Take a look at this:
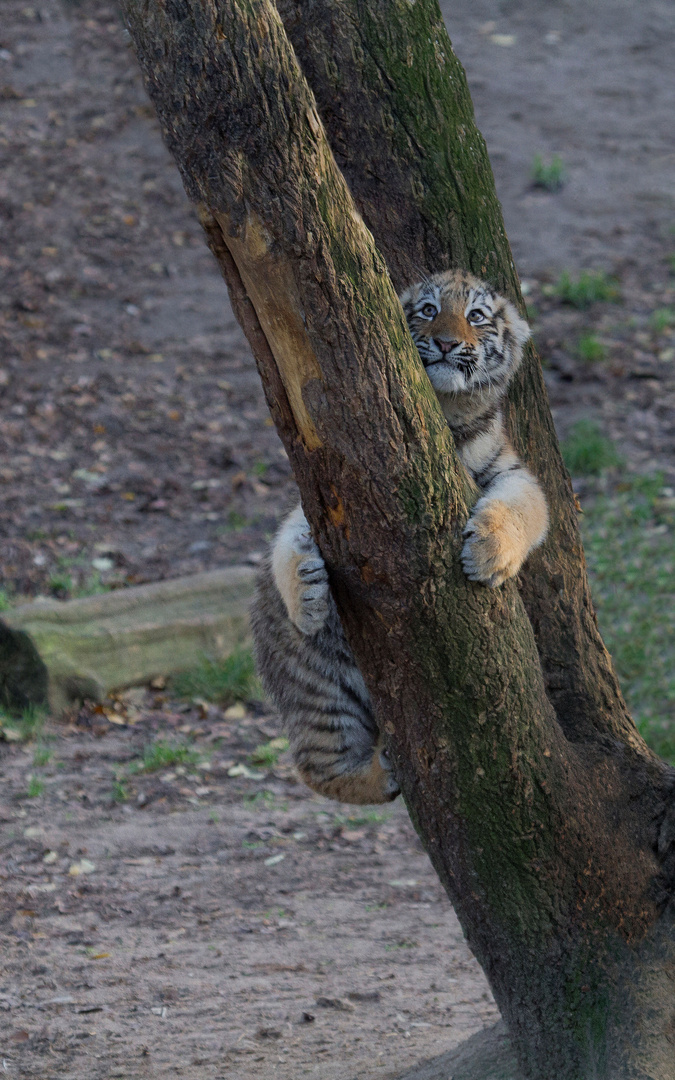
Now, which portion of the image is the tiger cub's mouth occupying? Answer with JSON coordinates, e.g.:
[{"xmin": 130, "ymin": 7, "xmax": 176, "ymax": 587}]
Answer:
[{"xmin": 424, "ymin": 348, "xmax": 479, "ymax": 375}]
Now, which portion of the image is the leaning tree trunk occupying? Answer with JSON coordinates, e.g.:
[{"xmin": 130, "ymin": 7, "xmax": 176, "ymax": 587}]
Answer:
[{"xmin": 120, "ymin": 1, "xmax": 675, "ymax": 1077}]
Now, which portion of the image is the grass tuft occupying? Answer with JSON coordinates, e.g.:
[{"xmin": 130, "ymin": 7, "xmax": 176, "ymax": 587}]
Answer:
[
  {"xmin": 128, "ymin": 739, "xmax": 202, "ymax": 774},
  {"xmin": 554, "ymin": 270, "xmax": 620, "ymax": 309},
  {"xmin": 48, "ymin": 572, "xmax": 73, "ymax": 597},
  {"xmin": 170, "ymin": 648, "xmax": 259, "ymax": 705},
  {"xmin": 531, "ymin": 154, "xmax": 566, "ymax": 192},
  {"xmin": 33, "ymin": 745, "xmax": 53, "ymax": 767},
  {"xmin": 244, "ymin": 790, "xmax": 277, "ymax": 807},
  {"xmin": 0, "ymin": 589, "xmax": 12, "ymax": 612},
  {"xmin": 0, "ymin": 704, "xmax": 48, "ymax": 743},
  {"xmin": 112, "ymin": 779, "xmax": 129, "ymax": 802},
  {"xmin": 650, "ymin": 308, "xmax": 675, "ymax": 334},
  {"xmin": 249, "ymin": 737, "xmax": 289, "ymax": 768},
  {"xmin": 561, "ymin": 420, "xmax": 622, "ymax": 476},
  {"xmin": 577, "ymin": 334, "xmax": 606, "ymax": 364},
  {"xmin": 26, "ymin": 776, "xmax": 44, "ymax": 798}
]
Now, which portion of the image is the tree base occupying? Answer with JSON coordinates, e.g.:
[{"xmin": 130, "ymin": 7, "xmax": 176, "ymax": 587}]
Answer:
[{"xmin": 392, "ymin": 1023, "xmax": 522, "ymax": 1080}]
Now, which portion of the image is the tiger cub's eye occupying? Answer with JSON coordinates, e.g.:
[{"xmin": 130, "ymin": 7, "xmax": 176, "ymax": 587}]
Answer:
[
  {"xmin": 467, "ymin": 308, "xmax": 486, "ymax": 324},
  {"xmin": 420, "ymin": 303, "xmax": 438, "ymax": 319}
]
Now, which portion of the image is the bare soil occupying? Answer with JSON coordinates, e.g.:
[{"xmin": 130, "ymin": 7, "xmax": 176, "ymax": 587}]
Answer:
[
  {"xmin": 1, "ymin": 0, "xmax": 675, "ymax": 1076},
  {"xmin": 0, "ymin": 697, "xmax": 498, "ymax": 1080}
]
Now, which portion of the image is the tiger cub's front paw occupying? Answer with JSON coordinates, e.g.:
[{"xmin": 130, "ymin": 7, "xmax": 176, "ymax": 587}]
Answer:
[{"xmin": 462, "ymin": 500, "xmax": 528, "ymax": 588}]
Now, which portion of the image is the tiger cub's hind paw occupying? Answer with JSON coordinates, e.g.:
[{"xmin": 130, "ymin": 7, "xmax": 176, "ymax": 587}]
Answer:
[{"xmin": 293, "ymin": 552, "xmax": 330, "ymax": 635}]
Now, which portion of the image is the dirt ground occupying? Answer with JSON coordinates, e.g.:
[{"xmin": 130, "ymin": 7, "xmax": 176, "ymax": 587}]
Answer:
[
  {"xmin": 0, "ymin": 701, "xmax": 498, "ymax": 1080},
  {"xmin": 1, "ymin": 0, "xmax": 674, "ymax": 1077}
]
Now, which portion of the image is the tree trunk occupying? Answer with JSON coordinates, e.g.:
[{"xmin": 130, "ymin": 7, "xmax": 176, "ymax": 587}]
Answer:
[
  {"xmin": 120, "ymin": 1, "xmax": 675, "ymax": 1076},
  {"xmin": 274, "ymin": 0, "xmax": 637, "ymax": 750}
]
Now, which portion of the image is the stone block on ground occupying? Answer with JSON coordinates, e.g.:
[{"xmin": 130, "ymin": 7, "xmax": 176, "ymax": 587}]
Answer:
[{"xmin": 3, "ymin": 566, "xmax": 256, "ymax": 714}]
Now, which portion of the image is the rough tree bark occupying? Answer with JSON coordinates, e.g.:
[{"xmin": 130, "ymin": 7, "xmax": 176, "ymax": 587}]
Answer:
[{"xmin": 120, "ymin": 1, "xmax": 675, "ymax": 1077}]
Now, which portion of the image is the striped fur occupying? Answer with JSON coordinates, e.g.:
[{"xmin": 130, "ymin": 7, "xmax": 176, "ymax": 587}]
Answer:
[{"xmin": 251, "ymin": 271, "xmax": 548, "ymax": 804}]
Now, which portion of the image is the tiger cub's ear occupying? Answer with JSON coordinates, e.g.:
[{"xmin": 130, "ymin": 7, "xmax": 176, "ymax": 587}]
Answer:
[{"xmin": 502, "ymin": 297, "xmax": 531, "ymax": 354}]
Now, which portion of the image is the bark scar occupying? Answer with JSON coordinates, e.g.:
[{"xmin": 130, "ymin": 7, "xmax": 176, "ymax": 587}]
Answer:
[{"xmin": 215, "ymin": 210, "xmax": 323, "ymax": 451}]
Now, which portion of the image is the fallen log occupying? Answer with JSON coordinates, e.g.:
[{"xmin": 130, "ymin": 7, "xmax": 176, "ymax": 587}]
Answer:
[{"xmin": 3, "ymin": 566, "xmax": 255, "ymax": 714}]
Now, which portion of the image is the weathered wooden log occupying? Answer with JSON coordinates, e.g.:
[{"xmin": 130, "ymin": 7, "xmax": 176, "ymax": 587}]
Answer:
[{"xmin": 4, "ymin": 567, "xmax": 254, "ymax": 714}]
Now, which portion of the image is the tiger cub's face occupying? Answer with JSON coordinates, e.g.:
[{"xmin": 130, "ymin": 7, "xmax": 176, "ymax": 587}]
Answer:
[{"xmin": 400, "ymin": 270, "xmax": 530, "ymax": 399}]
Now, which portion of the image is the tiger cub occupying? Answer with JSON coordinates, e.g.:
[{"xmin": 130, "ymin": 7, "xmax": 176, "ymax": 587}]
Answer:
[{"xmin": 251, "ymin": 270, "xmax": 548, "ymax": 804}]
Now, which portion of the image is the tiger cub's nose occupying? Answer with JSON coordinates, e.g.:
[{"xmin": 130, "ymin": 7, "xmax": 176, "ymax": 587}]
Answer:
[{"xmin": 434, "ymin": 337, "xmax": 459, "ymax": 354}]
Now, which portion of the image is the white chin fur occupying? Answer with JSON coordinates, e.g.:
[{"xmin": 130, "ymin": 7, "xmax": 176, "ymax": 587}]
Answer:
[{"xmin": 425, "ymin": 363, "xmax": 470, "ymax": 395}]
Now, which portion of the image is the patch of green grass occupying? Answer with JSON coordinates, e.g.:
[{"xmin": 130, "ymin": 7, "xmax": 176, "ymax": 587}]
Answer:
[
  {"xmin": 49, "ymin": 572, "xmax": 73, "ymax": 597},
  {"xmin": 0, "ymin": 589, "xmax": 12, "ymax": 612},
  {"xmin": 170, "ymin": 648, "xmax": 259, "ymax": 705},
  {"xmin": 49, "ymin": 552, "xmax": 114, "ymax": 600},
  {"xmin": 650, "ymin": 307, "xmax": 675, "ymax": 334},
  {"xmin": 554, "ymin": 271, "xmax": 620, "ymax": 309},
  {"xmin": 577, "ymin": 334, "xmax": 606, "ymax": 364},
  {"xmin": 128, "ymin": 739, "xmax": 201, "ymax": 774},
  {"xmin": 561, "ymin": 420, "xmax": 622, "ymax": 476},
  {"xmin": 111, "ymin": 779, "xmax": 129, "ymax": 802},
  {"xmin": 33, "ymin": 745, "xmax": 53, "ymax": 767},
  {"xmin": 582, "ymin": 475, "xmax": 675, "ymax": 763},
  {"xmin": 224, "ymin": 510, "xmax": 247, "ymax": 531},
  {"xmin": 0, "ymin": 705, "xmax": 47, "ymax": 742},
  {"xmin": 531, "ymin": 154, "xmax": 566, "ymax": 192},
  {"xmin": 243, "ymin": 789, "xmax": 277, "ymax": 807},
  {"xmin": 249, "ymin": 737, "xmax": 289, "ymax": 768},
  {"xmin": 252, "ymin": 461, "xmax": 268, "ymax": 478},
  {"xmin": 26, "ymin": 776, "xmax": 44, "ymax": 798},
  {"xmin": 73, "ymin": 572, "xmax": 110, "ymax": 599}
]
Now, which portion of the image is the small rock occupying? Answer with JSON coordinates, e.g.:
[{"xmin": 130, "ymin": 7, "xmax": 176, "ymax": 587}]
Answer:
[
  {"xmin": 68, "ymin": 859, "xmax": 96, "ymax": 876},
  {"xmin": 91, "ymin": 556, "xmax": 114, "ymax": 572},
  {"xmin": 188, "ymin": 540, "xmax": 212, "ymax": 554},
  {"xmin": 347, "ymin": 990, "xmax": 381, "ymax": 1003},
  {"xmin": 264, "ymin": 853, "xmax": 285, "ymax": 867},
  {"xmin": 223, "ymin": 703, "xmax": 247, "ymax": 721},
  {"xmin": 227, "ymin": 764, "xmax": 264, "ymax": 780}
]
